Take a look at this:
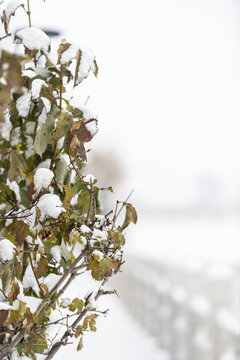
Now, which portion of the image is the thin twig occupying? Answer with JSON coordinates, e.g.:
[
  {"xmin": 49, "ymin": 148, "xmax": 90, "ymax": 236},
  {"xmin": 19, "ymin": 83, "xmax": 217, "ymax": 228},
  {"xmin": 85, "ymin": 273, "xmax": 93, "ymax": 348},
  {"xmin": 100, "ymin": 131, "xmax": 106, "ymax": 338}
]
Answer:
[
  {"xmin": 0, "ymin": 246, "xmax": 90, "ymax": 360},
  {"xmin": 46, "ymin": 272, "xmax": 76, "ymax": 312},
  {"xmin": 86, "ymin": 184, "xmax": 93, "ymax": 224},
  {"xmin": 37, "ymin": 313, "xmax": 80, "ymax": 328},
  {"xmin": 59, "ymin": 64, "xmax": 63, "ymax": 112},
  {"xmin": 45, "ymin": 279, "xmax": 109, "ymax": 360},
  {"xmin": 67, "ymin": 143, "xmax": 83, "ymax": 182},
  {"xmin": 27, "ymin": 0, "xmax": 32, "ymax": 27},
  {"xmin": 115, "ymin": 190, "xmax": 134, "ymax": 222},
  {"xmin": 111, "ymin": 200, "xmax": 119, "ymax": 229},
  {"xmin": 0, "ymin": 33, "xmax": 12, "ymax": 41}
]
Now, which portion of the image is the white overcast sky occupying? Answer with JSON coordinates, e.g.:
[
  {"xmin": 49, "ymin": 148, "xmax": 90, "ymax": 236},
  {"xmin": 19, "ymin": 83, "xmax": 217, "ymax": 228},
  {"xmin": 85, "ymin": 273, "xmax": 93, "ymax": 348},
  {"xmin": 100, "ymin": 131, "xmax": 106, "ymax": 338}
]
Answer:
[{"xmin": 2, "ymin": 0, "xmax": 240, "ymax": 211}]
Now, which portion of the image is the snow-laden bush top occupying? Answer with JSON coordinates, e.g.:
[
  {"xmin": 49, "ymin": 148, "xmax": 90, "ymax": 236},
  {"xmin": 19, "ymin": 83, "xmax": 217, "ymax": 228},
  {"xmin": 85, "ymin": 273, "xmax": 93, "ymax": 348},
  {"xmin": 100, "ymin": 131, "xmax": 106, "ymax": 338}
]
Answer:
[{"xmin": 0, "ymin": 1, "xmax": 137, "ymax": 359}]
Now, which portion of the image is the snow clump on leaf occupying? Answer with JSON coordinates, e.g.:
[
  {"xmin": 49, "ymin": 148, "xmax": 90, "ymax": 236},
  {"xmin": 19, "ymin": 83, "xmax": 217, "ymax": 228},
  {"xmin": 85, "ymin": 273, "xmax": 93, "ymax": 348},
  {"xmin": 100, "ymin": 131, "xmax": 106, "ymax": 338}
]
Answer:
[
  {"xmin": 0, "ymin": 239, "xmax": 16, "ymax": 262},
  {"xmin": 37, "ymin": 193, "xmax": 65, "ymax": 220},
  {"xmin": 34, "ymin": 168, "xmax": 54, "ymax": 195},
  {"xmin": 15, "ymin": 27, "xmax": 50, "ymax": 52}
]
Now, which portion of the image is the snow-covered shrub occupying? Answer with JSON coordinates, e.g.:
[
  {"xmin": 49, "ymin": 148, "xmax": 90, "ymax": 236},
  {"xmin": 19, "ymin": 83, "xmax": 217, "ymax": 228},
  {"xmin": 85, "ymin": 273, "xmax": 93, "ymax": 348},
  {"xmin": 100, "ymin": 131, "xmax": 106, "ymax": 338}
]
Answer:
[{"xmin": 0, "ymin": 1, "xmax": 137, "ymax": 359}]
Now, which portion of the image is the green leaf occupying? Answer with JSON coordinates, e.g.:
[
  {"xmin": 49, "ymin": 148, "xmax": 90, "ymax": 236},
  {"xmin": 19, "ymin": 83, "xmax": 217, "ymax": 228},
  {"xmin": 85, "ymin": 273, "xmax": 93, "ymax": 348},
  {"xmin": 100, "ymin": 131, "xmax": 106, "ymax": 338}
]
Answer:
[
  {"xmin": 50, "ymin": 112, "xmax": 73, "ymax": 144},
  {"xmin": 72, "ymin": 298, "xmax": 84, "ymax": 313},
  {"xmin": 83, "ymin": 314, "xmax": 98, "ymax": 331},
  {"xmin": 110, "ymin": 231, "xmax": 125, "ymax": 249},
  {"xmin": 8, "ymin": 280, "xmax": 20, "ymax": 301},
  {"xmin": 121, "ymin": 203, "xmax": 138, "ymax": 231},
  {"xmin": 22, "ymin": 329, "xmax": 48, "ymax": 357},
  {"xmin": 63, "ymin": 184, "xmax": 73, "ymax": 207},
  {"xmin": 33, "ymin": 105, "xmax": 60, "ymax": 156},
  {"xmin": 87, "ymin": 257, "xmax": 119, "ymax": 281},
  {"xmin": 55, "ymin": 159, "xmax": 70, "ymax": 187},
  {"xmin": 8, "ymin": 150, "xmax": 27, "ymax": 181}
]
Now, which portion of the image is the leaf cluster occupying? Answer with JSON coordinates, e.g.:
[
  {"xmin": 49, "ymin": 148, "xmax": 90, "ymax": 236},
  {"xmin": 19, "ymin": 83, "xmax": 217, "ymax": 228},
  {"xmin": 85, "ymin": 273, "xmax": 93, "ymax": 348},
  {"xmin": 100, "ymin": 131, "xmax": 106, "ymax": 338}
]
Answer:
[{"xmin": 0, "ymin": 1, "xmax": 137, "ymax": 359}]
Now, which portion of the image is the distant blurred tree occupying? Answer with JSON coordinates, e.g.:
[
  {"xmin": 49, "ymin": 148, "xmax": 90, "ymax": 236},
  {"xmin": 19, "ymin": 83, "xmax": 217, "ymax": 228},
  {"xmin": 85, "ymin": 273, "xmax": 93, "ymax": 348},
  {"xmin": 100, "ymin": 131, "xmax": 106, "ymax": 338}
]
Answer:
[{"xmin": 0, "ymin": 1, "xmax": 137, "ymax": 359}]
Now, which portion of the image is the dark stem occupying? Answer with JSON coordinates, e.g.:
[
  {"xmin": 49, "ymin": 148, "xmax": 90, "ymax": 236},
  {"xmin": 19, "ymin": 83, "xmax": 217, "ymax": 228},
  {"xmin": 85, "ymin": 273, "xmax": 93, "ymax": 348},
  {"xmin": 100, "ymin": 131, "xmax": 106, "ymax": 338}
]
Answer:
[{"xmin": 0, "ymin": 33, "xmax": 11, "ymax": 41}]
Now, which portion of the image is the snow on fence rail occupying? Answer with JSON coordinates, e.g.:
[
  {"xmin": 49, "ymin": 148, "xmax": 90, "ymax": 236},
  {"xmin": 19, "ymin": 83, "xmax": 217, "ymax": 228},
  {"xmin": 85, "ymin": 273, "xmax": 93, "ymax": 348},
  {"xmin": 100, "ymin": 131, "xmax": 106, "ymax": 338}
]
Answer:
[{"xmin": 113, "ymin": 256, "xmax": 240, "ymax": 360}]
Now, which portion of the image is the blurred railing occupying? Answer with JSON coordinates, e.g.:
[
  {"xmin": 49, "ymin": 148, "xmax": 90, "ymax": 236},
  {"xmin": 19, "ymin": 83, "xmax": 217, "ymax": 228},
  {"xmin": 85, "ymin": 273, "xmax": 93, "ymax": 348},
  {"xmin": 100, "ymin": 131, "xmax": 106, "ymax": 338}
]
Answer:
[{"xmin": 113, "ymin": 256, "xmax": 240, "ymax": 360}]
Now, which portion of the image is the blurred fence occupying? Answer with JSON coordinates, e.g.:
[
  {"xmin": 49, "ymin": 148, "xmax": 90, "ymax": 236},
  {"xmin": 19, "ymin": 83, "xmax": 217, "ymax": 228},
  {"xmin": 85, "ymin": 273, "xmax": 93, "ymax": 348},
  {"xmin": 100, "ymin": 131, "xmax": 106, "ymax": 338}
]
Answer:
[{"xmin": 113, "ymin": 256, "xmax": 240, "ymax": 360}]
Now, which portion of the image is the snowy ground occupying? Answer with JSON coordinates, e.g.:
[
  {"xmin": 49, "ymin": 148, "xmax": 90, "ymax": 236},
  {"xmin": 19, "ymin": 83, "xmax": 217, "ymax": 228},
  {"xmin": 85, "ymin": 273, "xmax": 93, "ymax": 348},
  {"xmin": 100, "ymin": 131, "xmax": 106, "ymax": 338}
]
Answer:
[{"xmin": 57, "ymin": 295, "xmax": 169, "ymax": 360}]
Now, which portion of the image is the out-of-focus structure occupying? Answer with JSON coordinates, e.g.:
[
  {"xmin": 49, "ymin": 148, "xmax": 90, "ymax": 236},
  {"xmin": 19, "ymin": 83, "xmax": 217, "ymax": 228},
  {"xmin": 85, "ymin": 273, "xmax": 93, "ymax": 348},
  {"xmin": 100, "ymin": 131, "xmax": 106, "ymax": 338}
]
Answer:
[{"xmin": 114, "ymin": 257, "xmax": 240, "ymax": 360}]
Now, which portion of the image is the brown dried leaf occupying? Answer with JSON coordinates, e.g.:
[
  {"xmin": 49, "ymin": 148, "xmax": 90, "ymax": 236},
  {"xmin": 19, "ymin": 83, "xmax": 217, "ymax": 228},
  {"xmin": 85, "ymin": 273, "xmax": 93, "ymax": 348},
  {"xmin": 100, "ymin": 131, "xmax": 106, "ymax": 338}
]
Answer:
[
  {"xmin": 11, "ymin": 221, "xmax": 29, "ymax": 246},
  {"xmin": 8, "ymin": 150, "xmax": 28, "ymax": 181},
  {"xmin": 75, "ymin": 325, "xmax": 83, "ymax": 338},
  {"xmin": 77, "ymin": 336, "xmax": 83, "ymax": 351},
  {"xmin": 0, "ymin": 310, "xmax": 9, "ymax": 326},
  {"xmin": 121, "ymin": 203, "xmax": 138, "ymax": 231},
  {"xmin": 35, "ymin": 256, "xmax": 48, "ymax": 279},
  {"xmin": 57, "ymin": 42, "xmax": 71, "ymax": 64},
  {"xmin": 8, "ymin": 281, "xmax": 20, "ymax": 301},
  {"xmin": 34, "ymin": 206, "xmax": 42, "ymax": 227},
  {"xmin": 71, "ymin": 120, "xmax": 93, "ymax": 143},
  {"xmin": 69, "ymin": 134, "xmax": 87, "ymax": 161}
]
